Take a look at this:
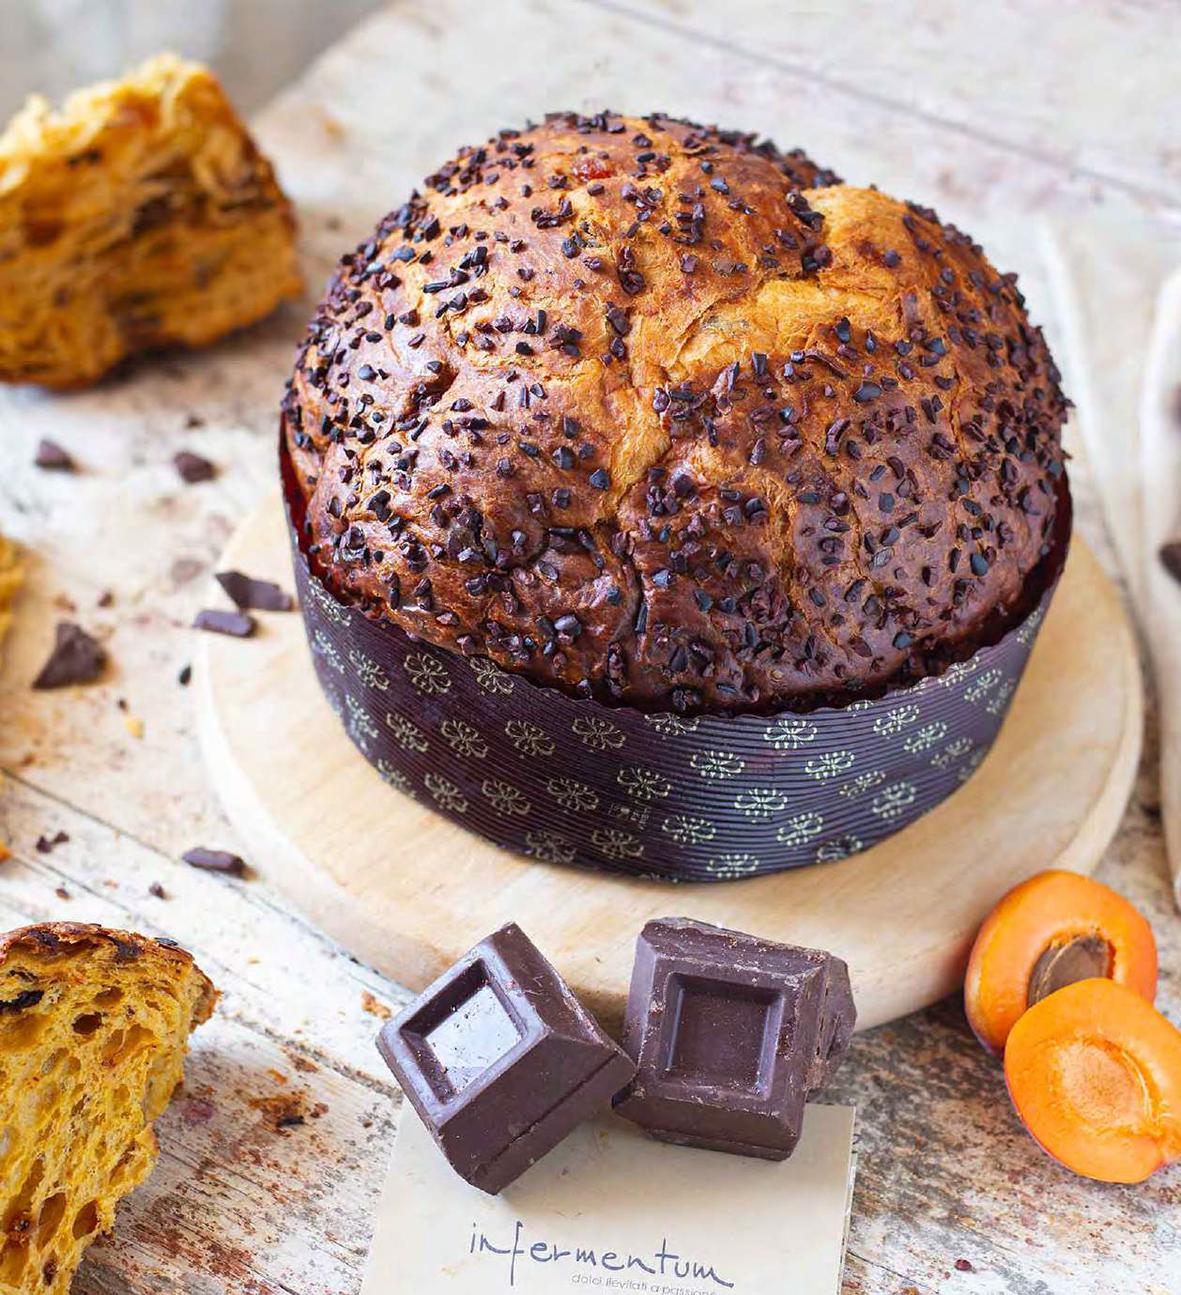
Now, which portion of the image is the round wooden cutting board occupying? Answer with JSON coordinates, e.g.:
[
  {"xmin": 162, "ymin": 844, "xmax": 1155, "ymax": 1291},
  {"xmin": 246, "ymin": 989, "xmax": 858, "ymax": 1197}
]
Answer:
[{"xmin": 197, "ymin": 496, "xmax": 1142, "ymax": 1032}]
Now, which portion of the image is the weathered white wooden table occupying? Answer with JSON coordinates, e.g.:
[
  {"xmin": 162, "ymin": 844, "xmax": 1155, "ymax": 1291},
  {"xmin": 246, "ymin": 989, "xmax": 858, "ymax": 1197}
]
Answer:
[{"xmin": 1, "ymin": 3, "xmax": 1178, "ymax": 1291}]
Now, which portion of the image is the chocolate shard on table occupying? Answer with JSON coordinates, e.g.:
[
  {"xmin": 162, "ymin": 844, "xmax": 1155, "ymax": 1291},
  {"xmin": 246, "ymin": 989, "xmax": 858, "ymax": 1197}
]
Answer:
[
  {"xmin": 32, "ymin": 621, "xmax": 106, "ymax": 689},
  {"xmin": 1160, "ymin": 541, "xmax": 1181, "ymax": 587},
  {"xmin": 192, "ymin": 608, "xmax": 256, "ymax": 638},
  {"xmin": 377, "ymin": 922, "xmax": 635, "ymax": 1194},
  {"xmin": 215, "ymin": 570, "xmax": 295, "ymax": 612},
  {"xmin": 182, "ymin": 847, "xmax": 246, "ymax": 877},
  {"xmin": 614, "ymin": 918, "xmax": 855, "ymax": 1160},
  {"xmin": 173, "ymin": 449, "xmax": 216, "ymax": 484},
  {"xmin": 34, "ymin": 437, "xmax": 74, "ymax": 471}
]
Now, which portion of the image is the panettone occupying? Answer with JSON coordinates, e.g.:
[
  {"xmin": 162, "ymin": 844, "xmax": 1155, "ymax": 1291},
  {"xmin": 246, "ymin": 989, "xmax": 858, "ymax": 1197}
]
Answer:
[
  {"xmin": 0, "ymin": 54, "xmax": 301, "ymax": 388},
  {"xmin": 0, "ymin": 537, "xmax": 21, "ymax": 669},
  {"xmin": 0, "ymin": 924, "xmax": 215, "ymax": 1294},
  {"xmin": 283, "ymin": 111, "xmax": 1068, "ymax": 714}
]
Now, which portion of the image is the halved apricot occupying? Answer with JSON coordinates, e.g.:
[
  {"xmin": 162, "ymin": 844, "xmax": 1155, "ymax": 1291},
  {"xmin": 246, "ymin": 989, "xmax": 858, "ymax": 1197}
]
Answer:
[
  {"xmin": 1005, "ymin": 978, "xmax": 1181, "ymax": 1183},
  {"xmin": 965, "ymin": 870, "xmax": 1156, "ymax": 1055}
]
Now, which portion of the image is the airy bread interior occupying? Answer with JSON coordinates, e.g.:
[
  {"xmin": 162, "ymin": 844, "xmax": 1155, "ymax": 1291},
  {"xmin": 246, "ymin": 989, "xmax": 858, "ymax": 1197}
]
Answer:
[
  {"xmin": 0, "ymin": 53, "xmax": 302, "ymax": 387},
  {"xmin": 0, "ymin": 924, "xmax": 214, "ymax": 1294},
  {"xmin": 0, "ymin": 537, "xmax": 20, "ymax": 670}
]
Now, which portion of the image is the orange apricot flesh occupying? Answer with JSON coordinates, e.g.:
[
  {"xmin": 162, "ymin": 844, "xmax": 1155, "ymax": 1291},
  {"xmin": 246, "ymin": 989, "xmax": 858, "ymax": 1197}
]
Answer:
[
  {"xmin": 965, "ymin": 870, "xmax": 1157, "ymax": 1055},
  {"xmin": 1005, "ymin": 978, "xmax": 1181, "ymax": 1183}
]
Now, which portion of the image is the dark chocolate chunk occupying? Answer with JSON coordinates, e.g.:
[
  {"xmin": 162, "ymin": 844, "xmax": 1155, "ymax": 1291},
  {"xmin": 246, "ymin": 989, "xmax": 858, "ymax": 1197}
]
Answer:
[
  {"xmin": 173, "ymin": 450, "xmax": 216, "ymax": 483},
  {"xmin": 1159, "ymin": 541, "xmax": 1181, "ymax": 586},
  {"xmin": 32, "ymin": 623, "xmax": 106, "ymax": 689},
  {"xmin": 193, "ymin": 609, "xmax": 256, "ymax": 638},
  {"xmin": 0, "ymin": 989, "xmax": 44, "ymax": 1014},
  {"xmin": 34, "ymin": 439, "xmax": 74, "ymax": 471},
  {"xmin": 377, "ymin": 922, "xmax": 635, "ymax": 1194},
  {"xmin": 215, "ymin": 570, "xmax": 295, "ymax": 612},
  {"xmin": 182, "ymin": 847, "xmax": 246, "ymax": 877},
  {"xmin": 614, "ymin": 918, "xmax": 855, "ymax": 1160}
]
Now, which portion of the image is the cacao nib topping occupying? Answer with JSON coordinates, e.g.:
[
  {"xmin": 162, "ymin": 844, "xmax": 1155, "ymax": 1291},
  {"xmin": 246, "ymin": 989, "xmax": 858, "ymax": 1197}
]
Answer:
[{"xmin": 282, "ymin": 110, "xmax": 1067, "ymax": 714}]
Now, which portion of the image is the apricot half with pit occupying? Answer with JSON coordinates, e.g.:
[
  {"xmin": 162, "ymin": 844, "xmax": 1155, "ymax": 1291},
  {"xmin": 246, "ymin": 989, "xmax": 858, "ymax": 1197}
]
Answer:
[
  {"xmin": 1005, "ymin": 978, "xmax": 1181, "ymax": 1183},
  {"xmin": 965, "ymin": 870, "xmax": 1156, "ymax": 1055}
]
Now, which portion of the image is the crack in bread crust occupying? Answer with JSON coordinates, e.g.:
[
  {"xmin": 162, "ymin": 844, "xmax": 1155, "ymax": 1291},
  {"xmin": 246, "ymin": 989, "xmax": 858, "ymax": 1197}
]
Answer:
[{"xmin": 283, "ymin": 110, "xmax": 1067, "ymax": 714}]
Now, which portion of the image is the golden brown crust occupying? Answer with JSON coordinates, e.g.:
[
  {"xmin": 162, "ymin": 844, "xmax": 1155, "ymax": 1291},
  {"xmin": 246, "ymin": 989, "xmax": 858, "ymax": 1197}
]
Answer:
[
  {"xmin": 283, "ymin": 111, "xmax": 1068, "ymax": 713},
  {"xmin": 0, "ymin": 923, "xmax": 216, "ymax": 1024},
  {"xmin": 0, "ymin": 53, "xmax": 302, "ymax": 388}
]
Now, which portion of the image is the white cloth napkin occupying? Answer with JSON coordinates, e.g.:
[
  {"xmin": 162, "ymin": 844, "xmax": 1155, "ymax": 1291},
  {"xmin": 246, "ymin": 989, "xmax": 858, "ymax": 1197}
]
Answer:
[
  {"xmin": 1140, "ymin": 271, "xmax": 1181, "ymax": 910},
  {"xmin": 1041, "ymin": 217, "xmax": 1181, "ymax": 908}
]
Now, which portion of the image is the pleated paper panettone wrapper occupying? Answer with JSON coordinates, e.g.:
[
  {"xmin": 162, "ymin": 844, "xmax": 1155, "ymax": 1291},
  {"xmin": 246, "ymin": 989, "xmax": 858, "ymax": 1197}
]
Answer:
[{"xmin": 284, "ymin": 438, "xmax": 1070, "ymax": 882}]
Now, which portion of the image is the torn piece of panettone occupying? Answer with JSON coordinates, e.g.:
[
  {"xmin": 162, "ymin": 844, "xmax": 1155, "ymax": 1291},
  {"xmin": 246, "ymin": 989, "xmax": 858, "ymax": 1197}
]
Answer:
[
  {"xmin": 0, "ymin": 53, "xmax": 302, "ymax": 388},
  {"xmin": 0, "ymin": 536, "xmax": 21, "ymax": 669},
  {"xmin": 0, "ymin": 924, "xmax": 216, "ymax": 1294}
]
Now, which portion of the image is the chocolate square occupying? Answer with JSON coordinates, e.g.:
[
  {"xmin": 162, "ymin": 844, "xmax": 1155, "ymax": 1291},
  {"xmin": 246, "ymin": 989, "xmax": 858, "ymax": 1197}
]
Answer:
[
  {"xmin": 614, "ymin": 918, "xmax": 855, "ymax": 1160},
  {"xmin": 406, "ymin": 970, "xmax": 522, "ymax": 1094},
  {"xmin": 378, "ymin": 923, "xmax": 635, "ymax": 1194},
  {"xmin": 665, "ymin": 976, "xmax": 781, "ymax": 1088}
]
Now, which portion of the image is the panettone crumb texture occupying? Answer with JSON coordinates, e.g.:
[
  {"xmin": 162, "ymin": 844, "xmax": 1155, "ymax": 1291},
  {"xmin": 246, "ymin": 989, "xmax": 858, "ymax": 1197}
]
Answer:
[
  {"xmin": 0, "ymin": 53, "xmax": 301, "ymax": 388},
  {"xmin": 0, "ymin": 537, "xmax": 21, "ymax": 669},
  {"xmin": 0, "ymin": 924, "xmax": 215, "ymax": 1294}
]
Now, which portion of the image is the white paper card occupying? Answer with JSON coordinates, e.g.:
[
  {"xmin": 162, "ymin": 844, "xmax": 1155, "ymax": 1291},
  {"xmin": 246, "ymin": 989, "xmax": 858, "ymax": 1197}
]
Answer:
[{"xmin": 363, "ymin": 1104, "xmax": 856, "ymax": 1295}]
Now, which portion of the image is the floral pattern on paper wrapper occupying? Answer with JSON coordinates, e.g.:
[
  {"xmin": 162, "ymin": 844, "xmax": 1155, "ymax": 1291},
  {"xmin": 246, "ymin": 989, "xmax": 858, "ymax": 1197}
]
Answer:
[{"xmin": 292, "ymin": 534, "xmax": 1053, "ymax": 882}]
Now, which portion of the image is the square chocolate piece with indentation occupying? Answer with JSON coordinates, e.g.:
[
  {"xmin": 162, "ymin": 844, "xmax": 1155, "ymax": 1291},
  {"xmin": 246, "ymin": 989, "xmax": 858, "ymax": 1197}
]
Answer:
[
  {"xmin": 378, "ymin": 923, "xmax": 635, "ymax": 1194},
  {"xmin": 614, "ymin": 917, "xmax": 855, "ymax": 1160}
]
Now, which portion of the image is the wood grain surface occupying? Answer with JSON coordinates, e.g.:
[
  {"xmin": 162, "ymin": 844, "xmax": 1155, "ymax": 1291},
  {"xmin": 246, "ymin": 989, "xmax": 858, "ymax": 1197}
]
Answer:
[{"xmin": 0, "ymin": 3, "xmax": 1179, "ymax": 1292}]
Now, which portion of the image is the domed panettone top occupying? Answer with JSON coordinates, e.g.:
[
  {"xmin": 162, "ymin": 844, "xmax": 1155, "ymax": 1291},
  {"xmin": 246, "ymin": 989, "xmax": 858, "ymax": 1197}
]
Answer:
[{"xmin": 283, "ymin": 111, "xmax": 1068, "ymax": 714}]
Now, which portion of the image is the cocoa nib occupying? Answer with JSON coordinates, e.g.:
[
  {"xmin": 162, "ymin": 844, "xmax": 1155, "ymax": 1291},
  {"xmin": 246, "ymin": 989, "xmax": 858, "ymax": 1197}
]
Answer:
[
  {"xmin": 174, "ymin": 450, "xmax": 216, "ymax": 483},
  {"xmin": 33, "ymin": 623, "xmax": 105, "ymax": 689},
  {"xmin": 183, "ymin": 847, "xmax": 246, "ymax": 877},
  {"xmin": 193, "ymin": 609, "xmax": 256, "ymax": 638},
  {"xmin": 215, "ymin": 570, "xmax": 294, "ymax": 612},
  {"xmin": 0, "ymin": 990, "xmax": 44, "ymax": 1014},
  {"xmin": 35, "ymin": 439, "xmax": 74, "ymax": 471}
]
